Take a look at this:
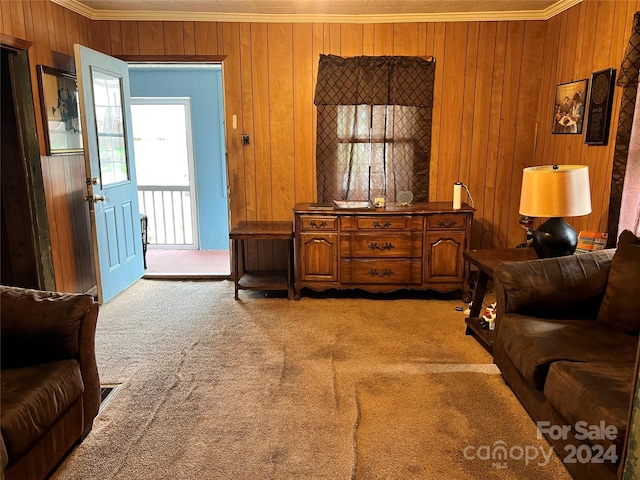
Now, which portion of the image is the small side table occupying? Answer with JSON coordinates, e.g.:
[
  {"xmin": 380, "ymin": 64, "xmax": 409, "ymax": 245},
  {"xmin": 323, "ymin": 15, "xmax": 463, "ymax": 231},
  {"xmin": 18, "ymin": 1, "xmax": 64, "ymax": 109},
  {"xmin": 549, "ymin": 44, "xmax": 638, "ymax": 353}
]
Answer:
[
  {"xmin": 229, "ymin": 221, "xmax": 293, "ymax": 300},
  {"xmin": 463, "ymin": 248, "xmax": 538, "ymax": 352}
]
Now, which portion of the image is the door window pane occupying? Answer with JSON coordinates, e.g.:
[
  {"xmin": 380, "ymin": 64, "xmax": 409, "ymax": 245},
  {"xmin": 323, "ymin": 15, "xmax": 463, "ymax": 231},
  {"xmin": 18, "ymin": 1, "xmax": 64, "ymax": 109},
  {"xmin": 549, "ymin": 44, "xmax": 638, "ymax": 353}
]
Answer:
[{"xmin": 92, "ymin": 67, "xmax": 129, "ymax": 186}]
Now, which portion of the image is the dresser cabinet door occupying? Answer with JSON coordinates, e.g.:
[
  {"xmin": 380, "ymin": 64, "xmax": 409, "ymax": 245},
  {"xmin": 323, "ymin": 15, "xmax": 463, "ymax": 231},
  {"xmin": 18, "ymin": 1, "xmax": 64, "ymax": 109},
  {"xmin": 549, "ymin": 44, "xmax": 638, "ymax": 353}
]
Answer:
[
  {"xmin": 425, "ymin": 233, "xmax": 465, "ymax": 283},
  {"xmin": 299, "ymin": 233, "xmax": 339, "ymax": 282}
]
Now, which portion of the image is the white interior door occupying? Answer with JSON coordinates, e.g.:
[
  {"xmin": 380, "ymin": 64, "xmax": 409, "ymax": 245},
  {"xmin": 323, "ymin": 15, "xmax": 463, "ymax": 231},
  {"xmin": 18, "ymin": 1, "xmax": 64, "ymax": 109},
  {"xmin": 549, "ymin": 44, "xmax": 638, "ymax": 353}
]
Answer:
[{"xmin": 74, "ymin": 44, "xmax": 143, "ymax": 303}]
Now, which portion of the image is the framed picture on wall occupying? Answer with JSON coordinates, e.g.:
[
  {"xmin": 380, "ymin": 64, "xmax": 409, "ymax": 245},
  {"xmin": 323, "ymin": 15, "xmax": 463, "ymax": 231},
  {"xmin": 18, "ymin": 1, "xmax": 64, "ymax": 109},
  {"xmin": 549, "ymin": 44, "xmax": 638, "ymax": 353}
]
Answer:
[
  {"xmin": 585, "ymin": 68, "xmax": 616, "ymax": 145},
  {"xmin": 36, "ymin": 65, "xmax": 84, "ymax": 155},
  {"xmin": 551, "ymin": 79, "xmax": 589, "ymax": 135}
]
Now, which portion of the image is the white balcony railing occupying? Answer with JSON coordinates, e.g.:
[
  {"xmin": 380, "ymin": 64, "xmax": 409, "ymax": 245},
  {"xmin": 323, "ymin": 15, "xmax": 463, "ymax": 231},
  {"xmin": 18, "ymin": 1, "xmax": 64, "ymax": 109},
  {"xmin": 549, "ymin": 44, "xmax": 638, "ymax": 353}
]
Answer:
[{"xmin": 138, "ymin": 186, "xmax": 194, "ymax": 247}]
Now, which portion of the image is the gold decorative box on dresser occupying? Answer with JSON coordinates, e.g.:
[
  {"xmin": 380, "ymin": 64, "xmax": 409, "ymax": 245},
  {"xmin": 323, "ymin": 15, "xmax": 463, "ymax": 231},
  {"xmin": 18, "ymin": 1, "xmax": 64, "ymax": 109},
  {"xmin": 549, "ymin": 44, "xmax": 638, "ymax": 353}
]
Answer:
[{"xmin": 293, "ymin": 202, "xmax": 474, "ymax": 299}]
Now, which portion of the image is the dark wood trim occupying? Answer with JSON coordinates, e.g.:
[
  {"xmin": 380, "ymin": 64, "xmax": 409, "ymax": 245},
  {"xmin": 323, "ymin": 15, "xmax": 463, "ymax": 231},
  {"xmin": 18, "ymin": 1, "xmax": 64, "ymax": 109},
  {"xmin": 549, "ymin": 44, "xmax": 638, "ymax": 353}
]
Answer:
[
  {"xmin": 5, "ymin": 48, "xmax": 56, "ymax": 291},
  {"xmin": 115, "ymin": 55, "xmax": 227, "ymax": 63},
  {"xmin": 0, "ymin": 33, "xmax": 32, "ymax": 52}
]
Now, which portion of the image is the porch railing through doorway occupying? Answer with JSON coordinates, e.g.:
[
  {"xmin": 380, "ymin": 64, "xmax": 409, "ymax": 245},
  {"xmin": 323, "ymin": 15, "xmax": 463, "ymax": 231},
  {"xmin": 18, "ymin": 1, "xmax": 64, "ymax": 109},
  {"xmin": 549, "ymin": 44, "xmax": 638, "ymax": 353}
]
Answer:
[{"xmin": 138, "ymin": 186, "xmax": 194, "ymax": 247}]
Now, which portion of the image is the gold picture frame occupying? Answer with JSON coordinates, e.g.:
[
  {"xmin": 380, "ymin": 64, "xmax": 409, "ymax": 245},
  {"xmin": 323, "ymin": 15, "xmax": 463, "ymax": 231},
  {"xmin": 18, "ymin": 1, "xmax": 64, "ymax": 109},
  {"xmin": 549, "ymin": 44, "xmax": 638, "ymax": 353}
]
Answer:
[{"xmin": 551, "ymin": 79, "xmax": 589, "ymax": 135}]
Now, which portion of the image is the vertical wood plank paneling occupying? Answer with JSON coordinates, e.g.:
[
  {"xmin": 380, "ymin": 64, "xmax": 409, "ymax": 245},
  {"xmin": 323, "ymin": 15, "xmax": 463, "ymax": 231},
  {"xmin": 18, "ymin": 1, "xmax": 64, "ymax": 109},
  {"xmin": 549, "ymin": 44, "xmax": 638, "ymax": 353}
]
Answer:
[
  {"xmin": 494, "ymin": 22, "xmax": 525, "ymax": 249},
  {"xmin": 239, "ymin": 22, "xmax": 256, "ymax": 222},
  {"xmin": 312, "ymin": 23, "xmax": 323, "ymax": 201},
  {"xmin": 138, "ymin": 21, "xmax": 164, "ymax": 55},
  {"xmin": 163, "ymin": 21, "xmax": 184, "ymax": 55},
  {"xmin": 268, "ymin": 23, "xmax": 295, "ymax": 270},
  {"xmin": 507, "ymin": 21, "xmax": 546, "ymax": 247},
  {"xmin": 121, "ymin": 21, "xmax": 140, "ymax": 55},
  {"xmin": 428, "ymin": 23, "xmax": 446, "ymax": 200},
  {"xmin": 92, "ymin": 21, "xmax": 112, "ymax": 55},
  {"xmin": 10, "ymin": 0, "xmax": 26, "ymax": 39},
  {"xmin": 392, "ymin": 23, "xmax": 420, "ymax": 56},
  {"xmin": 53, "ymin": 2, "xmax": 72, "ymax": 71},
  {"xmin": 293, "ymin": 24, "xmax": 315, "ymax": 203},
  {"xmin": 363, "ymin": 24, "xmax": 374, "ymax": 55},
  {"xmin": 340, "ymin": 24, "xmax": 363, "ymax": 57},
  {"xmin": 483, "ymin": 22, "xmax": 508, "ymax": 248},
  {"xmin": 468, "ymin": 22, "xmax": 497, "ymax": 249},
  {"xmin": 534, "ymin": 0, "xmax": 635, "ymax": 242},
  {"xmin": 221, "ymin": 23, "xmax": 246, "ymax": 227},
  {"xmin": 109, "ymin": 21, "xmax": 123, "ymax": 55},
  {"xmin": 183, "ymin": 21, "xmax": 195, "ymax": 55},
  {"xmin": 329, "ymin": 24, "xmax": 341, "ymax": 53},
  {"xmin": 0, "ymin": 1, "xmax": 12, "ymax": 36},
  {"xmin": 195, "ymin": 22, "xmax": 218, "ymax": 54},
  {"xmin": 589, "ymin": 0, "xmax": 616, "ymax": 234},
  {"xmin": 64, "ymin": 7, "xmax": 80, "ymax": 69},
  {"xmin": 373, "ymin": 23, "xmax": 393, "ymax": 55},
  {"xmin": 459, "ymin": 22, "xmax": 479, "ymax": 189},
  {"xmin": 40, "ymin": 159, "xmax": 64, "ymax": 289},
  {"xmin": 267, "ymin": 23, "xmax": 295, "ymax": 222},
  {"xmin": 2, "ymin": 0, "xmax": 636, "ymax": 283},
  {"xmin": 437, "ymin": 22, "xmax": 468, "ymax": 202},
  {"xmin": 251, "ymin": 23, "xmax": 272, "ymax": 224}
]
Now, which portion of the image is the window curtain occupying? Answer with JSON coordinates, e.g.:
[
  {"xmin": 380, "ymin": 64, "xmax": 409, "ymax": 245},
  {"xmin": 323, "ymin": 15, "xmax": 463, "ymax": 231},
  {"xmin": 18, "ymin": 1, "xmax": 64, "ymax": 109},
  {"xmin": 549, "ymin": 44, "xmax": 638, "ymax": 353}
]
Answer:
[
  {"xmin": 607, "ymin": 11, "xmax": 640, "ymax": 246},
  {"xmin": 618, "ymin": 72, "xmax": 640, "ymax": 236},
  {"xmin": 314, "ymin": 54, "xmax": 435, "ymax": 203}
]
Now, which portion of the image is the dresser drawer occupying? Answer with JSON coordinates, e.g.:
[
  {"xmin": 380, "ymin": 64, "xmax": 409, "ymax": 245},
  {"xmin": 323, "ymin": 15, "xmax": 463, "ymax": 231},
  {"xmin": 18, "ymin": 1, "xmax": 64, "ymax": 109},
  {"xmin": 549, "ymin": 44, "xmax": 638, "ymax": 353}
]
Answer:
[
  {"xmin": 426, "ymin": 214, "xmax": 467, "ymax": 230},
  {"xmin": 299, "ymin": 215, "xmax": 338, "ymax": 231},
  {"xmin": 340, "ymin": 232, "xmax": 422, "ymax": 257},
  {"xmin": 342, "ymin": 216, "xmax": 422, "ymax": 231},
  {"xmin": 341, "ymin": 259, "xmax": 422, "ymax": 284}
]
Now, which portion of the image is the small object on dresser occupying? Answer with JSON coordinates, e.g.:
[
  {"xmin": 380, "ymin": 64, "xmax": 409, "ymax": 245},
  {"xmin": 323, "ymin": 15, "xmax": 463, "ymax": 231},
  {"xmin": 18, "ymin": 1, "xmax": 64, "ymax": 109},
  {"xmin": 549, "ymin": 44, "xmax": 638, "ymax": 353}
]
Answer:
[
  {"xmin": 373, "ymin": 197, "xmax": 386, "ymax": 208},
  {"xmin": 309, "ymin": 202, "xmax": 333, "ymax": 210},
  {"xmin": 397, "ymin": 190, "xmax": 413, "ymax": 206}
]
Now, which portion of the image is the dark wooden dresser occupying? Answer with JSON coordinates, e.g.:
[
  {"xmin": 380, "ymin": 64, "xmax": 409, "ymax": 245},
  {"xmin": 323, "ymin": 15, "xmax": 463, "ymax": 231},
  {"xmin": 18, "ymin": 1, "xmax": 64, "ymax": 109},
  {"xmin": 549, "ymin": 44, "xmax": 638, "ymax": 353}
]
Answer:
[{"xmin": 293, "ymin": 202, "xmax": 474, "ymax": 299}]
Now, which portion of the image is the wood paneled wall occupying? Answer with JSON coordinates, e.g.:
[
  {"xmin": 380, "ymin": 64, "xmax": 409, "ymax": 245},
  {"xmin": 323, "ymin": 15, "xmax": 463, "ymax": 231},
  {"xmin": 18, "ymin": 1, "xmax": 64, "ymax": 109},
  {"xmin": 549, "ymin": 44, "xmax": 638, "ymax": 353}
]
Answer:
[
  {"xmin": 0, "ymin": 0, "xmax": 94, "ymax": 292},
  {"xmin": 534, "ymin": 0, "xmax": 640, "ymax": 243},
  {"xmin": 1, "ymin": 0, "xmax": 638, "ymax": 290}
]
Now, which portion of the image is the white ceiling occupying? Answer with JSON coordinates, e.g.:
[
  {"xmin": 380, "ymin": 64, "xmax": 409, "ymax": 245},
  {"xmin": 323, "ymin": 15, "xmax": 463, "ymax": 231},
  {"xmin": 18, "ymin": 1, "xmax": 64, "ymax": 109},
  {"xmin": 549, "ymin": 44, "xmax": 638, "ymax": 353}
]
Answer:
[{"xmin": 53, "ymin": 0, "xmax": 582, "ymax": 23}]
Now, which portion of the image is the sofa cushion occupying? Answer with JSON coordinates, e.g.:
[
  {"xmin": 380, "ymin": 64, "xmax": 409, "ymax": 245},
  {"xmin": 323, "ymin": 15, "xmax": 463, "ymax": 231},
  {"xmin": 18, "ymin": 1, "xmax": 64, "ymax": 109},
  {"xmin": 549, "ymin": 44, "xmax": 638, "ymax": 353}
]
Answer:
[
  {"xmin": 597, "ymin": 230, "xmax": 640, "ymax": 335},
  {"xmin": 0, "ymin": 286, "xmax": 94, "ymax": 367},
  {"xmin": 545, "ymin": 360, "xmax": 635, "ymax": 450},
  {"xmin": 0, "ymin": 360, "xmax": 84, "ymax": 461},
  {"xmin": 498, "ymin": 314, "xmax": 638, "ymax": 389}
]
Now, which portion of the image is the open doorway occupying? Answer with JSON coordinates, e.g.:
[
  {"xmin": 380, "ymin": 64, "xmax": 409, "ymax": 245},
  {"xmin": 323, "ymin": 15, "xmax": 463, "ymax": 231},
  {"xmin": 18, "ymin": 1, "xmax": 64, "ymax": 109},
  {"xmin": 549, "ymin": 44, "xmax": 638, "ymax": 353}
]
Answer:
[{"xmin": 128, "ymin": 64, "xmax": 230, "ymax": 277}]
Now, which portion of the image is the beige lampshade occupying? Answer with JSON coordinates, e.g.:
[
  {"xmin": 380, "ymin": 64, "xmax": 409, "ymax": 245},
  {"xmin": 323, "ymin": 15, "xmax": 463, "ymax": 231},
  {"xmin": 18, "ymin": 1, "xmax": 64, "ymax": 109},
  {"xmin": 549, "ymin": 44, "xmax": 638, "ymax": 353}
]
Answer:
[{"xmin": 519, "ymin": 165, "xmax": 592, "ymax": 217}]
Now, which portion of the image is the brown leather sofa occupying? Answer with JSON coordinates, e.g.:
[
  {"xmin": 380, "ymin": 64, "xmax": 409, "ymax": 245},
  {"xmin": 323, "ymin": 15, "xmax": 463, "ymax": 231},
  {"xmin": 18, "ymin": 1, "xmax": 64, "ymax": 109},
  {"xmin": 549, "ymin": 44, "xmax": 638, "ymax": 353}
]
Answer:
[
  {"xmin": 494, "ymin": 231, "xmax": 640, "ymax": 480},
  {"xmin": 0, "ymin": 286, "xmax": 101, "ymax": 480}
]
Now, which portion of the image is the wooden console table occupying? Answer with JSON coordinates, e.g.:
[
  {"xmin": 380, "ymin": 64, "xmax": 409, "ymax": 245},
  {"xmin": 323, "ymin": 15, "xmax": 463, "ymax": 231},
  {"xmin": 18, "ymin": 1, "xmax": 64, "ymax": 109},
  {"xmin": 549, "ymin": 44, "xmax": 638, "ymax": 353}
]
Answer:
[
  {"xmin": 293, "ymin": 202, "xmax": 474, "ymax": 299},
  {"xmin": 463, "ymin": 248, "xmax": 538, "ymax": 352},
  {"xmin": 229, "ymin": 221, "xmax": 293, "ymax": 300}
]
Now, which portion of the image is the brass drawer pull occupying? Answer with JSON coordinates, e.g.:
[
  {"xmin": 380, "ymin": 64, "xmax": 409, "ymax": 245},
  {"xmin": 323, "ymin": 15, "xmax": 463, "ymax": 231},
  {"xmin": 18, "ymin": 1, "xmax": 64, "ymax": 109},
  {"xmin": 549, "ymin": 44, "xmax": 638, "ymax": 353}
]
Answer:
[
  {"xmin": 372, "ymin": 221, "xmax": 392, "ymax": 229},
  {"xmin": 309, "ymin": 220, "xmax": 327, "ymax": 228},
  {"xmin": 368, "ymin": 242, "xmax": 395, "ymax": 251},
  {"xmin": 368, "ymin": 268, "xmax": 394, "ymax": 277},
  {"xmin": 437, "ymin": 219, "xmax": 457, "ymax": 228}
]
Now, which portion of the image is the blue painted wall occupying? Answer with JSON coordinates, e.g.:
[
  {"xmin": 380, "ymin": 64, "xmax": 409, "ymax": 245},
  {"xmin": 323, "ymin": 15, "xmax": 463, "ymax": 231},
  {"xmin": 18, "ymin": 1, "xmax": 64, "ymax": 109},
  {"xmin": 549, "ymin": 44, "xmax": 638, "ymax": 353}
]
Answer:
[{"xmin": 129, "ymin": 67, "xmax": 228, "ymax": 250}]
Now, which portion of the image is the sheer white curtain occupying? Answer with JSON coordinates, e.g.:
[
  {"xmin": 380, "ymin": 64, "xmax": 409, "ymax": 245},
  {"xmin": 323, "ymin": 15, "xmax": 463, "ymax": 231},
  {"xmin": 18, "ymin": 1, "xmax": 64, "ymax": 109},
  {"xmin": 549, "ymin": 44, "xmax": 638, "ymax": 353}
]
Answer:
[{"xmin": 618, "ymin": 74, "xmax": 640, "ymax": 236}]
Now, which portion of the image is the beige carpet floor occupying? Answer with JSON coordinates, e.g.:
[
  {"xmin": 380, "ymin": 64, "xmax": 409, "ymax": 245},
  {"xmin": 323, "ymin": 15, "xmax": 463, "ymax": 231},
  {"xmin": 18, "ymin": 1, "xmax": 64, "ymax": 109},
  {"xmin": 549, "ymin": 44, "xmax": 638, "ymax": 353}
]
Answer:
[{"xmin": 52, "ymin": 280, "xmax": 572, "ymax": 479}]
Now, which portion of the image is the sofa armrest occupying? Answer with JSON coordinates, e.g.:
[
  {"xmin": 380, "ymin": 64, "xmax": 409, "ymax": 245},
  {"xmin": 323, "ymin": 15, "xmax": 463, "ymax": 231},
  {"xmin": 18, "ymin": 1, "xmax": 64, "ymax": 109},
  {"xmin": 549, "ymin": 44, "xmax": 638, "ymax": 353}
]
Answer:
[
  {"xmin": 79, "ymin": 302, "xmax": 101, "ymax": 429},
  {"xmin": 0, "ymin": 286, "xmax": 95, "ymax": 367},
  {"xmin": 494, "ymin": 249, "xmax": 614, "ymax": 320}
]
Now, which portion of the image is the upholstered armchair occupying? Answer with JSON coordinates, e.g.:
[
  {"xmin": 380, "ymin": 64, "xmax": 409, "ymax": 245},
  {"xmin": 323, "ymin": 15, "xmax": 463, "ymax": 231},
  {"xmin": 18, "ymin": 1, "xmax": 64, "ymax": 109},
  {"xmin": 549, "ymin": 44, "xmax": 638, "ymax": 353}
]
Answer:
[{"xmin": 1, "ymin": 286, "xmax": 100, "ymax": 480}]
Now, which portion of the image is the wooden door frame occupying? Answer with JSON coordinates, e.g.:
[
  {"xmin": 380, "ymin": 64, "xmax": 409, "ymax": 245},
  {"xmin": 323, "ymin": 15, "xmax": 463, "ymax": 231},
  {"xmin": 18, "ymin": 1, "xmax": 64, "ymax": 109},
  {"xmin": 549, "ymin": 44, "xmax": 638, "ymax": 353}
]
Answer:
[{"xmin": 1, "ymin": 34, "xmax": 55, "ymax": 291}]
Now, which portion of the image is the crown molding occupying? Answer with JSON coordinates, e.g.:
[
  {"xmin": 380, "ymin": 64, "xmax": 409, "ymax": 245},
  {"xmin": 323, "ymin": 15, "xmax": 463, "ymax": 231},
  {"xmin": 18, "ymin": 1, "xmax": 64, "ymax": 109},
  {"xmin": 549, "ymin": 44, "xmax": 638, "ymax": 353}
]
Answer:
[{"xmin": 52, "ymin": 0, "xmax": 581, "ymax": 23}]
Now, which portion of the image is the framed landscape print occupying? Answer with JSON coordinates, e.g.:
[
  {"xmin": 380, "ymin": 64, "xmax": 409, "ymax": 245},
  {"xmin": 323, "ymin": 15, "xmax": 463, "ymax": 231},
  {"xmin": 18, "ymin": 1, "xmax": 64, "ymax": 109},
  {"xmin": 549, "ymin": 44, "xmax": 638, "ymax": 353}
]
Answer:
[
  {"xmin": 37, "ymin": 65, "xmax": 84, "ymax": 155},
  {"xmin": 585, "ymin": 68, "xmax": 616, "ymax": 145},
  {"xmin": 551, "ymin": 79, "xmax": 589, "ymax": 135}
]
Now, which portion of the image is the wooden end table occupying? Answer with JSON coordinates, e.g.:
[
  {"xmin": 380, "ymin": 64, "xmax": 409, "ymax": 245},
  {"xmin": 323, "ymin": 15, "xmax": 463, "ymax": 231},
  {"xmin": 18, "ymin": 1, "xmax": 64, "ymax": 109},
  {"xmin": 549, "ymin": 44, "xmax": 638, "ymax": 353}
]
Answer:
[
  {"xmin": 463, "ymin": 248, "xmax": 538, "ymax": 352},
  {"xmin": 229, "ymin": 221, "xmax": 293, "ymax": 300}
]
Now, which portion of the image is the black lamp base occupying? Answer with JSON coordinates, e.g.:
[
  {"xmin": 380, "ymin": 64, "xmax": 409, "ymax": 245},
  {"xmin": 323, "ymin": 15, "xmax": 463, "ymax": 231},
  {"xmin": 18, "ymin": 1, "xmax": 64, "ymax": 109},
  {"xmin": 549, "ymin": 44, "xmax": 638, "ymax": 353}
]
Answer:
[{"xmin": 531, "ymin": 217, "xmax": 578, "ymax": 258}]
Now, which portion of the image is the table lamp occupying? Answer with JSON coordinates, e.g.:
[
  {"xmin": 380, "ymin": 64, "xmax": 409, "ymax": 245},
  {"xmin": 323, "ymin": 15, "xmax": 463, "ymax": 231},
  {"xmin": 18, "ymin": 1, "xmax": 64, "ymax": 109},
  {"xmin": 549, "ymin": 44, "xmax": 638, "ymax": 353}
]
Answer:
[{"xmin": 519, "ymin": 165, "xmax": 592, "ymax": 258}]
